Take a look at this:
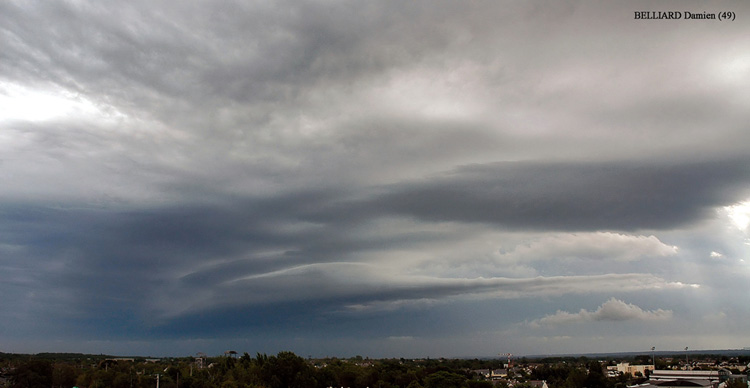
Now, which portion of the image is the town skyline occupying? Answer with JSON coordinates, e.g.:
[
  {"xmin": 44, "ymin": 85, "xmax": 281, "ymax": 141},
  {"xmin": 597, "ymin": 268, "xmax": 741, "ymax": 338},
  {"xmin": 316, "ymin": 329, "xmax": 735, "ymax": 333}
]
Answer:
[{"xmin": 2, "ymin": 348, "xmax": 748, "ymax": 388}]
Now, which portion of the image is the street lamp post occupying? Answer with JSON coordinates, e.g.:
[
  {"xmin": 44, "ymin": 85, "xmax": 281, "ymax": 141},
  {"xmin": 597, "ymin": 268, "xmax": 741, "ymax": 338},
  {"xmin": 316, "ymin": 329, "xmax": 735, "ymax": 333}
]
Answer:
[{"xmin": 651, "ymin": 347, "xmax": 655, "ymax": 369}]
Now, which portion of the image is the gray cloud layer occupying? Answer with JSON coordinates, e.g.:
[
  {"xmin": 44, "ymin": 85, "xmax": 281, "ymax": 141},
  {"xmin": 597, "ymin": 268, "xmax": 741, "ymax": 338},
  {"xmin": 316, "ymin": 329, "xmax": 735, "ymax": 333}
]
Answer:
[{"xmin": 1, "ymin": 0, "xmax": 749, "ymax": 356}]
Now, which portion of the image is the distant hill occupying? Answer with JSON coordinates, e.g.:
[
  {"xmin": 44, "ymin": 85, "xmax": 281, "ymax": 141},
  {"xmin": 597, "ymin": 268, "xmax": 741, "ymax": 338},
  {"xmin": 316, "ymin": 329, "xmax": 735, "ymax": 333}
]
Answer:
[
  {"xmin": 523, "ymin": 349, "xmax": 750, "ymax": 360},
  {"xmin": 0, "ymin": 352, "xmax": 156, "ymax": 361}
]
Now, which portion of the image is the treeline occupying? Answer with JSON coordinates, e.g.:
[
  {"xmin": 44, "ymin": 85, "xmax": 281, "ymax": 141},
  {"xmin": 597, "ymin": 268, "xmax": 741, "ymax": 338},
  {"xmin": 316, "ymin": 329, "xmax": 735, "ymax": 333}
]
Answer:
[
  {"xmin": 2, "ymin": 352, "xmax": 496, "ymax": 388},
  {"xmin": 0, "ymin": 352, "xmax": 635, "ymax": 388}
]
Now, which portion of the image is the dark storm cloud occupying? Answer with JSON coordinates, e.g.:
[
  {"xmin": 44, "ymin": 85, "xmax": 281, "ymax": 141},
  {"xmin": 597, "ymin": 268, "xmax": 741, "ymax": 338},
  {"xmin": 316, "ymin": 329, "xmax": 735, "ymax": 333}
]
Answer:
[
  {"xmin": 1, "ymin": 156, "xmax": 739, "ymax": 335},
  {"xmin": 0, "ymin": 191, "xmax": 452, "ymax": 332},
  {"xmin": 313, "ymin": 158, "xmax": 750, "ymax": 231}
]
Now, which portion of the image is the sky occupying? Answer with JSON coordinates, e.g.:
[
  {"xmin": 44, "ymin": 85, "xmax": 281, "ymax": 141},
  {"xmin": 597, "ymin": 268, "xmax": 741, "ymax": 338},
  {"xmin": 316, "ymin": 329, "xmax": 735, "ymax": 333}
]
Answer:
[{"xmin": 1, "ymin": 0, "xmax": 750, "ymax": 359}]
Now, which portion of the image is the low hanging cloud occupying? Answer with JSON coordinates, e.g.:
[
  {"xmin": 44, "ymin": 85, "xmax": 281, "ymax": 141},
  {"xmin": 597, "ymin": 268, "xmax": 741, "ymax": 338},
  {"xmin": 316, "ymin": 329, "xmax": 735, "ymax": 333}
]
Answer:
[
  {"xmin": 348, "ymin": 159, "xmax": 750, "ymax": 232},
  {"xmin": 530, "ymin": 298, "xmax": 673, "ymax": 327},
  {"xmin": 499, "ymin": 232, "xmax": 678, "ymax": 262},
  {"xmin": 153, "ymin": 262, "xmax": 693, "ymax": 320}
]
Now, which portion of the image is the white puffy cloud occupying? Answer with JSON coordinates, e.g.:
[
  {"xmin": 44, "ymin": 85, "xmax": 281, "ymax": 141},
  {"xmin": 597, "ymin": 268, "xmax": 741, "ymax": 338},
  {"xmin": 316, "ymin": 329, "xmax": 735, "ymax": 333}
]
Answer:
[{"xmin": 530, "ymin": 298, "xmax": 673, "ymax": 327}]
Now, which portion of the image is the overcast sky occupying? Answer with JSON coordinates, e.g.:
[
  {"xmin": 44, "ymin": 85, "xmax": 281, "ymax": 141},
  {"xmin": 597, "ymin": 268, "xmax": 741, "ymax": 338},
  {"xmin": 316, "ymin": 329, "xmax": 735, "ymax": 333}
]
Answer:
[{"xmin": 2, "ymin": 0, "xmax": 750, "ymax": 358}]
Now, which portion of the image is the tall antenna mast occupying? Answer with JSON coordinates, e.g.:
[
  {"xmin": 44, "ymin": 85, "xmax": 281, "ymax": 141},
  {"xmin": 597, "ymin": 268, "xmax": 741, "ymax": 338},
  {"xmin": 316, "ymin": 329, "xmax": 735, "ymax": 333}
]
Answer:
[{"xmin": 499, "ymin": 353, "xmax": 513, "ymax": 368}]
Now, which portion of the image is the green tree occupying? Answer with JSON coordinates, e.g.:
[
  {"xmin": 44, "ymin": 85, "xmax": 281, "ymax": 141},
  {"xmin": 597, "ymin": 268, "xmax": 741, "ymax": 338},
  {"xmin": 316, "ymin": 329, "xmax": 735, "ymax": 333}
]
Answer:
[
  {"xmin": 584, "ymin": 361, "xmax": 607, "ymax": 388},
  {"xmin": 52, "ymin": 363, "xmax": 79, "ymax": 388},
  {"xmin": 561, "ymin": 368, "xmax": 587, "ymax": 388},
  {"xmin": 11, "ymin": 360, "xmax": 53, "ymax": 388},
  {"xmin": 112, "ymin": 373, "xmax": 131, "ymax": 388},
  {"xmin": 424, "ymin": 371, "xmax": 467, "ymax": 388},
  {"xmin": 467, "ymin": 380, "xmax": 493, "ymax": 388},
  {"xmin": 260, "ymin": 351, "xmax": 316, "ymax": 388},
  {"xmin": 726, "ymin": 379, "xmax": 746, "ymax": 388}
]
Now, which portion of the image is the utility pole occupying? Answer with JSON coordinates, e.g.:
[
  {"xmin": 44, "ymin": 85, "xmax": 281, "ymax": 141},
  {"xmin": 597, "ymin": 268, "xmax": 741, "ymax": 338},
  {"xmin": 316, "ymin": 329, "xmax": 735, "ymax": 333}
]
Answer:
[{"xmin": 685, "ymin": 347, "xmax": 689, "ymax": 369}]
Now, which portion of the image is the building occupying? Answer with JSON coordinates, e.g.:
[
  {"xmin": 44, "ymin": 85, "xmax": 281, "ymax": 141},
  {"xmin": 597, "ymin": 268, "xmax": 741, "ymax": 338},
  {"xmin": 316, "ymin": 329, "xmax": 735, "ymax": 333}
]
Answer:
[
  {"xmin": 528, "ymin": 380, "xmax": 549, "ymax": 388},
  {"xmin": 650, "ymin": 369, "xmax": 731, "ymax": 383},
  {"xmin": 627, "ymin": 369, "xmax": 734, "ymax": 388},
  {"xmin": 614, "ymin": 362, "xmax": 656, "ymax": 377},
  {"xmin": 472, "ymin": 369, "xmax": 509, "ymax": 380}
]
